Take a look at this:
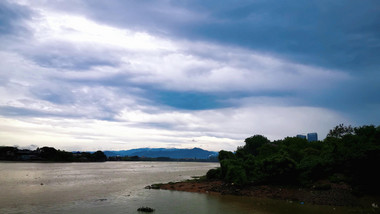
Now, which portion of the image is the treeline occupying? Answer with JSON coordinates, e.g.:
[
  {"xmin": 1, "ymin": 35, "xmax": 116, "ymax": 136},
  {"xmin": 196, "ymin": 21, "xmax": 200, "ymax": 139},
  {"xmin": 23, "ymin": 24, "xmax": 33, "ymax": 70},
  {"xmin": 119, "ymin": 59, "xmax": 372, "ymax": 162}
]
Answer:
[
  {"xmin": 206, "ymin": 124, "xmax": 380, "ymax": 194},
  {"xmin": 108, "ymin": 155, "xmax": 218, "ymax": 162},
  {"xmin": 0, "ymin": 146, "xmax": 217, "ymax": 162},
  {"xmin": 0, "ymin": 146, "xmax": 107, "ymax": 162}
]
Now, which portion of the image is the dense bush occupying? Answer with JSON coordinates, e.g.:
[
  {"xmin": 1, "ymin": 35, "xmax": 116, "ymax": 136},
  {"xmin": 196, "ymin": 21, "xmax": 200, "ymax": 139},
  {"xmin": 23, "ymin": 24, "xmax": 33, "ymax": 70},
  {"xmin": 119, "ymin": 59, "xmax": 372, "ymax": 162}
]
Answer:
[
  {"xmin": 225, "ymin": 163, "xmax": 247, "ymax": 185},
  {"xmin": 206, "ymin": 168, "xmax": 221, "ymax": 180},
  {"xmin": 208, "ymin": 124, "xmax": 380, "ymax": 194}
]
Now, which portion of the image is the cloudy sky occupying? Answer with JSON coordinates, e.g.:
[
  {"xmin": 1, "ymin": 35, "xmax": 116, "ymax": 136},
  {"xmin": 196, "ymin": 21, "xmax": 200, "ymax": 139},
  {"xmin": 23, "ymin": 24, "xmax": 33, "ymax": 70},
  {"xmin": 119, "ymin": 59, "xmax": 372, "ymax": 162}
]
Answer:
[{"xmin": 0, "ymin": 0, "xmax": 379, "ymax": 151}]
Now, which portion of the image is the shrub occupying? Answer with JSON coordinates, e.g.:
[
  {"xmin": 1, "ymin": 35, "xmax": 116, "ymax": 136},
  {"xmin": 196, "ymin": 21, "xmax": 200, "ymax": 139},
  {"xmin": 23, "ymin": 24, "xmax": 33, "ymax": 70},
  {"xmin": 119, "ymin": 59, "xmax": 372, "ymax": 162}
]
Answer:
[
  {"xmin": 226, "ymin": 164, "xmax": 247, "ymax": 186},
  {"xmin": 254, "ymin": 153, "xmax": 297, "ymax": 184},
  {"xmin": 206, "ymin": 168, "xmax": 221, "ymax": 180}
]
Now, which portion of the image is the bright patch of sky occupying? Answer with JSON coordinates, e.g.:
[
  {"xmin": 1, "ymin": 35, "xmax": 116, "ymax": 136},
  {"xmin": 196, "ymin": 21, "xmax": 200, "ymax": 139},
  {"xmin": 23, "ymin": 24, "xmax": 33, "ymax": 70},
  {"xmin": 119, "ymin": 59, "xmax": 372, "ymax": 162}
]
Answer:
[{"xmin": 0, "ymin": 0, "xmax": 379, "ymax": 151}]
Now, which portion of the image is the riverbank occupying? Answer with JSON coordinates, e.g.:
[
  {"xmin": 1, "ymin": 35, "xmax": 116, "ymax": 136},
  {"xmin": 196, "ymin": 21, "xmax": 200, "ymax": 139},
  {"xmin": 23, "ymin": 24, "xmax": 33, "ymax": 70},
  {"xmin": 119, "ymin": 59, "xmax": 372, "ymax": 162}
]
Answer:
[{"xmin": 151, "ymin": 179, "xmax": 380, "ymax": 208}]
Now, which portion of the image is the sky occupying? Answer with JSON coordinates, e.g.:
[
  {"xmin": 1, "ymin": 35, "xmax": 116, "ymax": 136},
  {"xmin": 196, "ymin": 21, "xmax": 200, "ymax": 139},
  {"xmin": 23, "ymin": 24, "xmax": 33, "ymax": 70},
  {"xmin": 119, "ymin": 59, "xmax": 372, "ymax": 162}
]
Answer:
[{"xmin": 0, "ymin": 0, "xmax": 379, "ymax": 152}]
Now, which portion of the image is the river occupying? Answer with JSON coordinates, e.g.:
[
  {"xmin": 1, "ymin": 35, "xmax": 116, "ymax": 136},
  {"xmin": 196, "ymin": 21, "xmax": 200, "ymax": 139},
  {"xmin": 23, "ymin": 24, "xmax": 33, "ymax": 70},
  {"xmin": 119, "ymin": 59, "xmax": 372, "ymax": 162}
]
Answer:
[{"xmin": 0, "ymin": 161, "xmax": 370, "ymax": 213}]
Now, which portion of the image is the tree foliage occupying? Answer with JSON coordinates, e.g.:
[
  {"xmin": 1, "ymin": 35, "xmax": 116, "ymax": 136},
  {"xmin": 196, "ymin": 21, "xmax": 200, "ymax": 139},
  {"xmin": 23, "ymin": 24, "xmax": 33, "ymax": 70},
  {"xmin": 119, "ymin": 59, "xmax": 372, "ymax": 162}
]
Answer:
[
  {"xmin": 327, "ymin": 124, "xmax": 354, "ymax": 138},
  {"xmin": 211, "ymin": 124, "xmax": 380, "ymax": 194},
  {"xmin": 0, "ymin": 146, "xmax": 107, "ymax": 162},
  {"xmin": 92, "ymin": 150, "xmax": 107, "ymax": 162},
  {"xmin": 244, "ymin": 135, "xmax": 270, "ymax": 156}
]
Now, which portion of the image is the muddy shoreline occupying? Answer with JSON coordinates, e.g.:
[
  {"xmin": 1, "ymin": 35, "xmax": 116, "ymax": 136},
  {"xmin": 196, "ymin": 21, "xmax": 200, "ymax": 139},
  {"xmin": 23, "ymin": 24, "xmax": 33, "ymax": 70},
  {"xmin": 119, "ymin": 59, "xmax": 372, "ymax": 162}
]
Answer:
[{"xmin": 149, "ymin": 179, "xmax": 380, "ymax": 207}]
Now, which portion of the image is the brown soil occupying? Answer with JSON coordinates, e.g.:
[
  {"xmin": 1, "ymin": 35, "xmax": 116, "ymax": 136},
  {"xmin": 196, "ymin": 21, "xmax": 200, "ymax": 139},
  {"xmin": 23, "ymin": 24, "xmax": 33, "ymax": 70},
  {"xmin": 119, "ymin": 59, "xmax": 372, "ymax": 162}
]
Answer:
[{"xmin": 153, "ymin": 180, "xmax": 373, "ymax": 207}]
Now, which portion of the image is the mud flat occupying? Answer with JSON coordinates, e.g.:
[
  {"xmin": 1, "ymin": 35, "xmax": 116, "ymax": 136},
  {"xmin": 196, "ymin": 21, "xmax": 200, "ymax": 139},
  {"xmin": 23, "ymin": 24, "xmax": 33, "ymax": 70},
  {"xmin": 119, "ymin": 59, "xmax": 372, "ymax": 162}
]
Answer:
[{"xmin": 153, "ymin": 179, "xmax": 380, "ymax": 208}]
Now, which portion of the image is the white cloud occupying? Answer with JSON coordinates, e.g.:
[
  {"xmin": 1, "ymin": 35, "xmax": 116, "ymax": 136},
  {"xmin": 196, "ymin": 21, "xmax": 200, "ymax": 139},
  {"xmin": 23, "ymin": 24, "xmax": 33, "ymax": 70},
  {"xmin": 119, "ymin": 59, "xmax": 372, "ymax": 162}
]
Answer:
[
  {"xmin": 8, "ymin": 8, "xmax": 349, "ymax": 94},
  {"xmin": 0, "ymin": 103, "xmax": 349, "ymax": 152},
  {"xmin": 31, "ymin": 11, "xmax": 177, "ymax": 53},
  {"xmin": 116, "ymin": 104, "xmax": 349, "ymax": 147},
  {"xmin": 0, "ymin": 3, "xmax": 355, "ymax": 151}
]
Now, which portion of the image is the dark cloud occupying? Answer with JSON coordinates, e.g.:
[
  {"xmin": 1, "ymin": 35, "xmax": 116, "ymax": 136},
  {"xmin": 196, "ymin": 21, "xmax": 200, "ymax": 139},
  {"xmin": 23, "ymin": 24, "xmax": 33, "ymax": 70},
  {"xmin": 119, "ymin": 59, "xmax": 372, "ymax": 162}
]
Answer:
[
  {"xmin": 36, "ymin": 55, "xmax": 115, "ymax": 70},
  {"xmin": 0, "ymin": 106, "xmax": 70, "ymax": 118},
  {"xmin": 29, "ymin": 1, "xmax": 376, "ymax": 118},
  {"xmin": 0, "ymin": 103, "xmax": 118, "ymax": 121},
  {"xmin": 149, "ymin": 90, "xmax": 227, "ymax": 110},
  {"xmin": 186, "ymin": 1, "xmax": 380, "ymax": 73},
  {"xmin": 19, "ymin": 42, "xmax": 122, "ymax": 70},
  {"xmin": 73, "ymin": 0, "xmax": 380, "ymax": 73},
  {"xmin": 0, "ymin": 1, "xmax": 31, "ymax": 35},
  {"xmin": 31, "ymin": 53, "xmax": 119, "ymax": 71}
]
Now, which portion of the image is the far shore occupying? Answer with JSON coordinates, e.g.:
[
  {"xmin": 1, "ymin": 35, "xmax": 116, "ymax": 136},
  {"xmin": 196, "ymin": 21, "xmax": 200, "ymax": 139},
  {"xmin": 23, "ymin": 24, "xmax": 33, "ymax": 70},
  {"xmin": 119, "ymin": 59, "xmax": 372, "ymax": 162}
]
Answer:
[{"xmin": 148, "ymin": 179, "xmax": 380, "ymax": 208}]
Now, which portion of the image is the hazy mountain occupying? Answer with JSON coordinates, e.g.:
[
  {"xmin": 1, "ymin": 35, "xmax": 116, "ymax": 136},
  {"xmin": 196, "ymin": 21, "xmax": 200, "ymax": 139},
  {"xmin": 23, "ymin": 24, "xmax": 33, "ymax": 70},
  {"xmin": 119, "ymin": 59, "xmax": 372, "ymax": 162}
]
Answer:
[{"xmin": 103, "ymin": 148, "xmax": 218, "ymax": 159}]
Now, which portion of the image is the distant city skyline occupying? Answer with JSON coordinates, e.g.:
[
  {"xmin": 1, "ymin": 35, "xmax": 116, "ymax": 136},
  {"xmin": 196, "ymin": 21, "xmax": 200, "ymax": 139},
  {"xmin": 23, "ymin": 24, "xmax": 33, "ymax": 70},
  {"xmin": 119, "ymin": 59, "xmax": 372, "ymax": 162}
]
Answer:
[
  {"xmin": 296, "ymin": 133, "xmax": 318, "ymax": 142},
  {"xmin": 0, "ymin": 1, "xmax": 379, "ymax": 151},
  {"xmin": 296, "ymin": 135, "xmax": 307, "ymax": 140},
  {"xmin": 307, "ymin": 133, "xmax": 318, "ymax": 142}
]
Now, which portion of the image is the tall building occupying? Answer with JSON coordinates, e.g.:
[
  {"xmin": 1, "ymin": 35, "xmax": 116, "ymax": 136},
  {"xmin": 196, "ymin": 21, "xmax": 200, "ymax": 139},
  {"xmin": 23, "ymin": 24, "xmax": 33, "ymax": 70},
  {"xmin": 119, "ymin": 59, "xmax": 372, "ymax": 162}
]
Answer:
[
  {"xmin": 296, "ymin": 134, "xmax": 306, "ymax": 139},
  {"xmin": 307, "ymin": 133, "xmax": 318, "ymax": 142}
]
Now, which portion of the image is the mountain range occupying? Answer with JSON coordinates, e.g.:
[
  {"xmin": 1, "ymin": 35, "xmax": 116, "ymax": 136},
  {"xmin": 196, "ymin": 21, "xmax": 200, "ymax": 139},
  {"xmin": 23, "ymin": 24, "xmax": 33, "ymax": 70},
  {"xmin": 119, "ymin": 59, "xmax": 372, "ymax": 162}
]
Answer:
[{"xmin": 103, "ymin": 147, "xmax": 218, "ymax": 159}]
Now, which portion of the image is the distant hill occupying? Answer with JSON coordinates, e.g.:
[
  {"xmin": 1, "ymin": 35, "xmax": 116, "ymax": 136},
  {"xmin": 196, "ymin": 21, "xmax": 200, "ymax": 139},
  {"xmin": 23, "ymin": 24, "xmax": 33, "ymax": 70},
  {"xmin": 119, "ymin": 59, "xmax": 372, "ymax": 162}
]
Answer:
[{"xmin": 103, "ymin": 148, "xmax": 218, "ymax": 159}]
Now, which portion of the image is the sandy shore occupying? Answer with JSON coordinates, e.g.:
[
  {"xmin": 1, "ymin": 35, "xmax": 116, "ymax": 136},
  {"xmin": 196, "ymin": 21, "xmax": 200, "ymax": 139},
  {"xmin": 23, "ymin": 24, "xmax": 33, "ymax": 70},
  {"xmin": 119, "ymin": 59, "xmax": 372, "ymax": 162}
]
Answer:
[{"xmin": 151, "ymin": 179, "xmax": 380, "ymax": 207}]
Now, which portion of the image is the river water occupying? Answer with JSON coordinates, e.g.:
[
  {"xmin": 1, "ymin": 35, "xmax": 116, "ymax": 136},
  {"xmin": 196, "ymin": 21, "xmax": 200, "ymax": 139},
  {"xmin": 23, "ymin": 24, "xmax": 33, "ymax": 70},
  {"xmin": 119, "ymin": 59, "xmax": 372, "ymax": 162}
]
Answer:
[{"xmin": 0, "ymin": 162, "xmax": 370, "ymax": 214}]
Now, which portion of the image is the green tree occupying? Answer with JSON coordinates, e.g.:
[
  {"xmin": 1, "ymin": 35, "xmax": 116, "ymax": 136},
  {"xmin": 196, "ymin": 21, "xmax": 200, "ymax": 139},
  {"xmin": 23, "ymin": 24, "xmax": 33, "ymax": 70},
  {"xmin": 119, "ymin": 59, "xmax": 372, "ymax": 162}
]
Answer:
[
  {"xmin": 206, "ymin": 168, "xmax": 221, "ymax": 180},
  {"xmin": 244, "ymin": 135, "xmax": 270, "ymax": 156},
  {"xmin": 39, "ymin": 147, "xmax": 58, "ymax": 160},
  {"xmin": 205, "ymin": 124, "xmax": 380, "ymax": 195},
  {"xmin": 220, "ymin": 159, "xmax": 247, "ymax": 185},
  {"xmin": 226, "ymin": 164, "xmax": 247, "ymax": 185},
  {"xmin": 92, "ymin": 150, "xmax": 107, "ymax": 162},
  {"xmin": 254, "ymin": 152, "xmax": 297, "ymax": 184},
  {"xmin": 278, "ymin": 137, "xmax": 308, "ymax": 163},
  {"xmin": 0, "ymin": 146, "xmax": 18, "ymax": 160},
  {"xmin": 327, "ymin": 124, "xmax": 354, "ymax": 138},
  {"xmin": 218, "ymin": 150, "xmax": 235, "ymax": 161}
]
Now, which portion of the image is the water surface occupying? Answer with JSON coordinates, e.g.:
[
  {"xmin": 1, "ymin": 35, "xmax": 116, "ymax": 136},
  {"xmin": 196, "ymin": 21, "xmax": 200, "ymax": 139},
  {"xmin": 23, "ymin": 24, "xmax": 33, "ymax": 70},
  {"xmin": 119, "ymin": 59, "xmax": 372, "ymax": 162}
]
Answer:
[{"xmin": 0, "ymin": 162, "xmax": 370, "ymax": 213}]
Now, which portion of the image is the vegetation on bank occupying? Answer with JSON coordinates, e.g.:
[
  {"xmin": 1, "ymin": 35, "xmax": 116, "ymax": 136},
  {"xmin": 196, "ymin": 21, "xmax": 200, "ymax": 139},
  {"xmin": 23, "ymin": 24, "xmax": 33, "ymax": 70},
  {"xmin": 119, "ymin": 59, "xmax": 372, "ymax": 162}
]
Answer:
[
  {"xmin": 206, "ymin": 124, "xmax": 380, "ymax": 195},
  {"xmin": 108, "ymin": 155, "xmax": 218, "ymax": 162},
  {"xmin": 0, "ymin": 146, "xmax": 107, "ymax": 162},
  {"xmin": 0, "ymin": 146, "xmax": 217, "ymax": 162}
]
